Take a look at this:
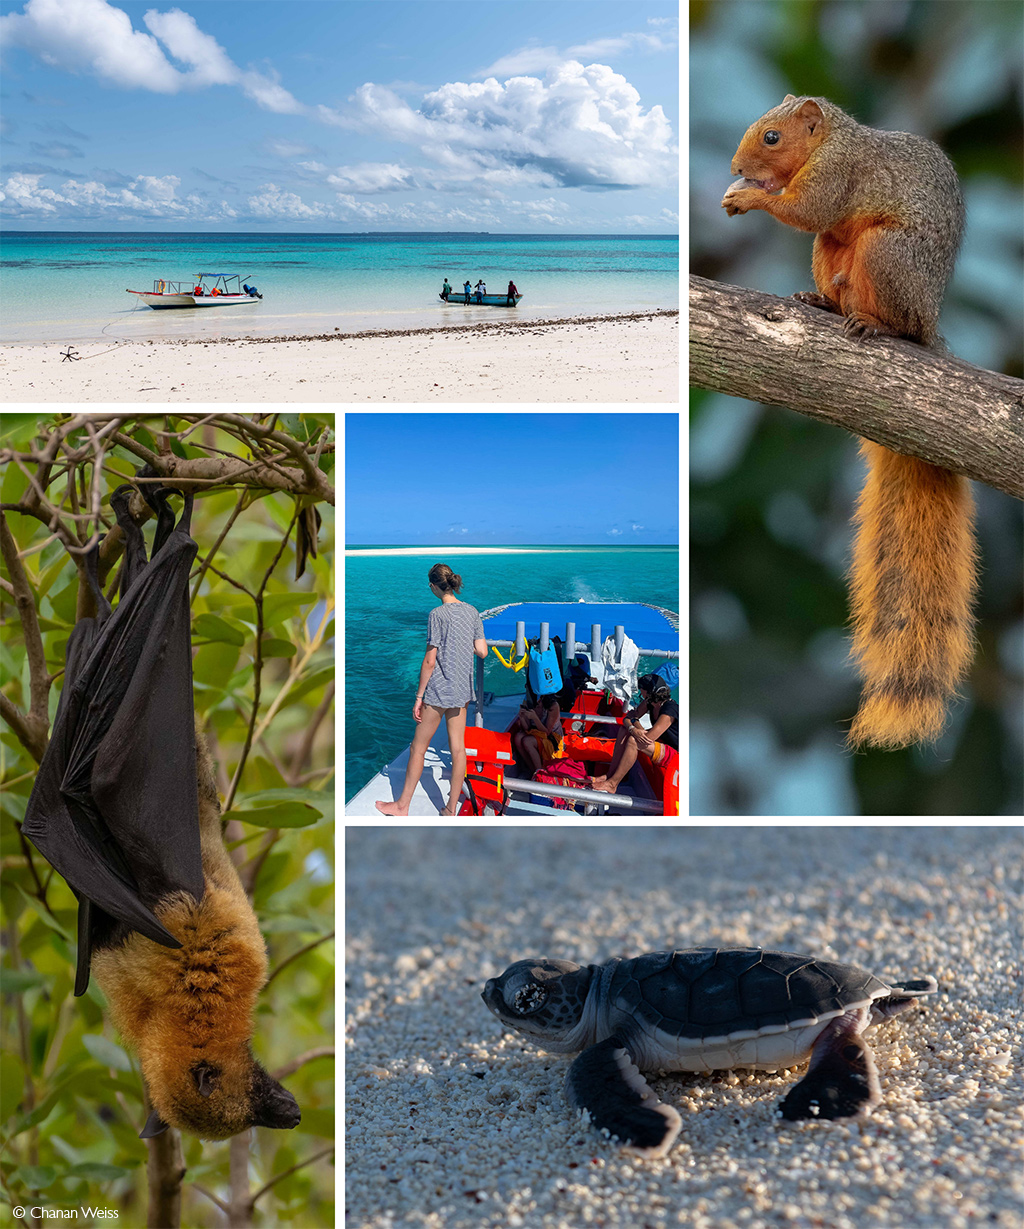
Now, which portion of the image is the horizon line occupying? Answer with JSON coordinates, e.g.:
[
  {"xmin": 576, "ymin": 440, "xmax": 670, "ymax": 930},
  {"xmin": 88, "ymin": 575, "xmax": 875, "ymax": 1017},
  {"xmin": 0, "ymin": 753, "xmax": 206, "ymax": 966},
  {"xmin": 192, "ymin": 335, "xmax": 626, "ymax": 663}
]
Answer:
[{"xmin": 0, "ymin": 228, "xmax": 680, "ymax": 238}]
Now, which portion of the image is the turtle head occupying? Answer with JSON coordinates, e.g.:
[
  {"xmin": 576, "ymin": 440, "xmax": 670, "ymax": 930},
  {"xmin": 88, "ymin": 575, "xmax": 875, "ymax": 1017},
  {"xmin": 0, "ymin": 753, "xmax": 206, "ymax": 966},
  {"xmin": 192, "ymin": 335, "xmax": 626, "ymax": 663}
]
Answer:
[{"xmin": 482, "ymin": 958, "xmax": 596, "ymax": 1052}]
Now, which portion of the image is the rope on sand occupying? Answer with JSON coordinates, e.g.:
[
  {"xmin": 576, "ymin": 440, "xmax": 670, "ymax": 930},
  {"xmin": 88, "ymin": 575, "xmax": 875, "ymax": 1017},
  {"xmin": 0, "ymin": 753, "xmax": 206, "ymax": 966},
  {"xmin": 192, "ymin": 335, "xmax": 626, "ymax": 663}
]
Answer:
[{"xmin": 59, "ymin": 299, "xmax": 145, "ymax": 362}]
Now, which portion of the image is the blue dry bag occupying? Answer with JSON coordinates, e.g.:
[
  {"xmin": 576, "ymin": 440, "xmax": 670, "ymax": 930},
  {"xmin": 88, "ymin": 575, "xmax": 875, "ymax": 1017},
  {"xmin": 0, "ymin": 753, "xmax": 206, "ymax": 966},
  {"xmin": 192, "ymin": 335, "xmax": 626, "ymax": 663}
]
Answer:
[{"xmin": 528, "ymin": 644, "xmax": 563, "ymax": 696}]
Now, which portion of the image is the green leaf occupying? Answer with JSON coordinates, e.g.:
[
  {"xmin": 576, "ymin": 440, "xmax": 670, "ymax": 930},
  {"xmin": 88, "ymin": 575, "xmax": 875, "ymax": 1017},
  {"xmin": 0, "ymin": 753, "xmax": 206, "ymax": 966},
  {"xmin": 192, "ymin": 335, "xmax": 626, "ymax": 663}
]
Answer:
[
  {"xmin": 278, "ymin": 666, "xmax": 334, "ymax": 708},
  {"xmin": 12, "ymin": 1165, "xmax": 57, "ymax": 1191},
  {"xmin": 8, "ymin": 1087, "xmax": 64, "ymax": 1137},
  {"xmin": 82, "ymin": 1034, "xmax": 133, "ymax": 1072},
  {"xmin": 262, "ymin": 594, "xmax": 314, "ymax": 627},
  {"xmin": 1, "ymin": 967, "xmax": 46, "ymax": 994},
  {"xmin": 226, "ymin": 802, "xmax": 321, "ymax": 829},
  {"xmin": 16, "ymin": 888, "xmax": 72, "ymax": 938},
  {"xmin": 193, "ymin": 613, "xmax": 247, "ymax": 646},
  {"xmin": 193, "ymin": 641, "xmax": 241, "ymax": 690},
  {"xmin": 49, "ymin": 579, "xmax": 78, "ymax": 625},
  {"xmin": 0, "ymin": 413, "xmax": 43, "ymax": 451},
  {"xmin": 238, "ymin": 788, "xmax": 334, "ymax": 820},
  {"xmin": 129, "ymin": 425, "xmax": 158, "ymax": 455},
  {"xmin": 260, "ymin": 638, "xmax": 296, "ymax": 658},
  {"xmin": 66, "ymin": 1162, "xmax": 132, "ymax": 1182}
]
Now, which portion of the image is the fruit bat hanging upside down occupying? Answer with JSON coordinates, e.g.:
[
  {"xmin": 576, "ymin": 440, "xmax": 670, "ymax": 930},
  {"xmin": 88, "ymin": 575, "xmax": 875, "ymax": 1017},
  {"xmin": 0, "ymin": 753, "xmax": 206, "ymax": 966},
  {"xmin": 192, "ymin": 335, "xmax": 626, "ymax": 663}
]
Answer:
[{"xmin": 22, "ymin": 485, "xmax": 300, "ymax": 1140}]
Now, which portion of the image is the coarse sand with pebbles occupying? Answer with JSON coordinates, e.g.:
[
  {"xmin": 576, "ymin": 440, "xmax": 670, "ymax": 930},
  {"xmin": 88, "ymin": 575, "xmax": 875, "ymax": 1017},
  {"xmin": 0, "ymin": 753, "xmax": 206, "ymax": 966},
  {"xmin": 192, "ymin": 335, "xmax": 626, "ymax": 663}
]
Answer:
[{"xmin": 345, "ymin": 825, "xmax": 1022, "ymax": 1229}]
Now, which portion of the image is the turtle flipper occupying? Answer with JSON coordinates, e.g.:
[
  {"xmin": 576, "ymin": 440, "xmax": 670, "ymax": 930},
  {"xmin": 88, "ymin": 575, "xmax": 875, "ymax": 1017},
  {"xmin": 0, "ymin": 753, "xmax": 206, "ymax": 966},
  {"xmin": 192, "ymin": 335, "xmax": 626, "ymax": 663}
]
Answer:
[
  {"xmin": 778, "ymin": 1013, "xmax": 881, "ymax": 1121},
  {"xmin": 565, "ymin": 1036, "xmax": 682, "ymax": 1159}
]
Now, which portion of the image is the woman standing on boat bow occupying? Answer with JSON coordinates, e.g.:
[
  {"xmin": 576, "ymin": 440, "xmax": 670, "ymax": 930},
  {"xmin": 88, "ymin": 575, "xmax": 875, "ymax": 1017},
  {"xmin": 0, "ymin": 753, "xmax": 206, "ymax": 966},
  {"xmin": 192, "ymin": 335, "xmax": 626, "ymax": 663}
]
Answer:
[{"xmin": 375, "ymin": 563, "xmax": 487, "ymax": 816}]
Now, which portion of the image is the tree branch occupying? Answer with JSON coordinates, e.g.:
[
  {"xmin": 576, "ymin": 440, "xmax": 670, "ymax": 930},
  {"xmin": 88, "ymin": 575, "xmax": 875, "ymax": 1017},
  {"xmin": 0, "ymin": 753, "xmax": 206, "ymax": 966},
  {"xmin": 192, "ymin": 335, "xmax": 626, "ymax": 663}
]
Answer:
[
  {"xmin": 146, "ymin": 1124, "xmax": 186, "ymax": 1228},
  {"xmin": 689, "ymin": 275, "xmax": 1024, "ymax": 499},
  {"xmin": 0, "ymin": 514, "xmax": 52, "ymax": 762}
]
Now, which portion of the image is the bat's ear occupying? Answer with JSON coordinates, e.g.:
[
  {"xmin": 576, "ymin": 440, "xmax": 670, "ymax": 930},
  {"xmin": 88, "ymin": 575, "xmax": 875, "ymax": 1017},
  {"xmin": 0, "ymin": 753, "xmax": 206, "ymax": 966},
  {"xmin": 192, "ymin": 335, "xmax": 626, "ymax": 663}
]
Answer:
[
  {"xmin": 192, "ymin": 1062, "xmax": 219, "ymax": 1098},
  {"xmin": 139, "ymin": 1110, "xmax": 170, "ymax": 1139}
]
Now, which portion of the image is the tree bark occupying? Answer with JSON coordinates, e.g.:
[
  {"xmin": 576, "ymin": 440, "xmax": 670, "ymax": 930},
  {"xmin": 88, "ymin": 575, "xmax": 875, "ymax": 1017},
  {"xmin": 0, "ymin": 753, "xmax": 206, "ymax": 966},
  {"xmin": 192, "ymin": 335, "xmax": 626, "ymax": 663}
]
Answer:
[
  {"xmin": 146, "ymin": 1127, "xmax": 185, "ymax": 1228},
  {"xmin": 689, "ymin": 275, "xmax": 1024, "ymax": 500}
]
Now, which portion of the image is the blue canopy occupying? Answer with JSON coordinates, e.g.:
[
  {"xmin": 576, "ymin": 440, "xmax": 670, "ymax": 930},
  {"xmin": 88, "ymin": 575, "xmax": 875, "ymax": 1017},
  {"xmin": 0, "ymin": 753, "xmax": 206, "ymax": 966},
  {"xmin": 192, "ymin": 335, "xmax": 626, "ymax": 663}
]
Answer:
[{"xmin": 479, "ymin": 602, "xmax": 678, "ymax": 653}]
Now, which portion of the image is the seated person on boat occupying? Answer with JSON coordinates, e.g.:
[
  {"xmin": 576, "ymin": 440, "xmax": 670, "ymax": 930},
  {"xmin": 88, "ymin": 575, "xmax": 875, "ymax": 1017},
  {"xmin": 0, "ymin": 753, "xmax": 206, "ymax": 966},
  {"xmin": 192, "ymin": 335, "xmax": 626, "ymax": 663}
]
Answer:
[
  {"xmin": 590, "ymin": 673, "xmax": 678, "ymax": 795},
  {"xmin": 512, "ymin": 689, "xmax": 563, "ymax": 775}
]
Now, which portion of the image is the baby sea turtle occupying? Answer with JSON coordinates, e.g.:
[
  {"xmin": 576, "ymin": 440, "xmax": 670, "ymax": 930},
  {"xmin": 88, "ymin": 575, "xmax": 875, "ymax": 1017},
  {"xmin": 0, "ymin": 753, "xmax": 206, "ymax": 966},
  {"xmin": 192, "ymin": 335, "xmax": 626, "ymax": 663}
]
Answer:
[{"xmin": 482, "ymin": 947, "xmax": 937, "ymax": 1158}]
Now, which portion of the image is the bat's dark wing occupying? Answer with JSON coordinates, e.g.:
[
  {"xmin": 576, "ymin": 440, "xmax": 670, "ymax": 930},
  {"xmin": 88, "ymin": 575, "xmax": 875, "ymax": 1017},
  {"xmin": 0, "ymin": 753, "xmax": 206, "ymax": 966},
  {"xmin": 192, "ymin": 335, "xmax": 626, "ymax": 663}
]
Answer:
[{"xmin": 23, "ymin": 491, "xmax": 204, "ymax": 994}]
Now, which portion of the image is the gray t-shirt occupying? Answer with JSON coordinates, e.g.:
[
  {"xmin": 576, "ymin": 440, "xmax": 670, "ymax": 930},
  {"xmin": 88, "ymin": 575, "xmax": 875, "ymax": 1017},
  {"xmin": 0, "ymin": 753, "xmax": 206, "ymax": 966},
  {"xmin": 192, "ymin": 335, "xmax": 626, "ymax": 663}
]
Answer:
[{"xmin": 422, "ymin": 601, "xmax": 485, "ymax": 708}]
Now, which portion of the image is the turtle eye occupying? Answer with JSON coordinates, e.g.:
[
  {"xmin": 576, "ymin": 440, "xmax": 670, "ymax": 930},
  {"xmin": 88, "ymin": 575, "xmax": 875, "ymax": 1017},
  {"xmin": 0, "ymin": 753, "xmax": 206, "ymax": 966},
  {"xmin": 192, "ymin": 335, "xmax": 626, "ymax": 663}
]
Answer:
[{"xmin": 510, "ymin": 983, "xmax": 548, "ymax": 1015}]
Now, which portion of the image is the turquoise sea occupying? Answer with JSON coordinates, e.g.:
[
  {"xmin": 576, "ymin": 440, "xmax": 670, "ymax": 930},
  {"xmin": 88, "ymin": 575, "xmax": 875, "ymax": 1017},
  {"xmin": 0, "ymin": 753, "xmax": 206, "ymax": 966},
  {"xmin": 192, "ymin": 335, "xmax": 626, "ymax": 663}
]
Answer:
[
  {"xmin": 344, "ymin": 546, "xmax": 679, "ymax": 802},
  {"xmin": 0, "ymin": 231, "xmax": 678, "ymax": 343}
]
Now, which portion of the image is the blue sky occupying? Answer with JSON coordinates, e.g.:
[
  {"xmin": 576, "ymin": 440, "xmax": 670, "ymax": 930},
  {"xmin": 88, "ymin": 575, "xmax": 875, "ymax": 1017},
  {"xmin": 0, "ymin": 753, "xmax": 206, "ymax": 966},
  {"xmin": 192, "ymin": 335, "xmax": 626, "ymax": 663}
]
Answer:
[
  {"xmin": 346, "ymin": 412, "xmax": 679, "ymax": 543},
  {"xmin": 0, "ymin": 0, "xmax": 678, "ymax": 232}
]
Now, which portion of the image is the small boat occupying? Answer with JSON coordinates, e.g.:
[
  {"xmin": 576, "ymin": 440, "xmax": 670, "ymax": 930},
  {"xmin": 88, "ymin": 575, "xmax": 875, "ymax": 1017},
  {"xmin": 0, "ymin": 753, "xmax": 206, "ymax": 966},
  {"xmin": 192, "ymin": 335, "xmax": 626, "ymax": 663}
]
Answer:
[
  {"xmin": 347, "ymin": 601, "xmax": 680, "ymax": 816},
  {"xmin": 440, "ymin": 290, "xmax": 522, "ymax": 306},
  {"xmin": 126, "ymin": 273, "xmax": 262, "ymax": 309}
]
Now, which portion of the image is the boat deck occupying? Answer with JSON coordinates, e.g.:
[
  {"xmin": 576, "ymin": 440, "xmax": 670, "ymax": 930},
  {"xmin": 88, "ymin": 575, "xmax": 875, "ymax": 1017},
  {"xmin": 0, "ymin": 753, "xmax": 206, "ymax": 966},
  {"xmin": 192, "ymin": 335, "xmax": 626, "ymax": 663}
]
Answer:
[{"xmin": 346, "ymin": 695, "xmax": 667, "ymax": 816}]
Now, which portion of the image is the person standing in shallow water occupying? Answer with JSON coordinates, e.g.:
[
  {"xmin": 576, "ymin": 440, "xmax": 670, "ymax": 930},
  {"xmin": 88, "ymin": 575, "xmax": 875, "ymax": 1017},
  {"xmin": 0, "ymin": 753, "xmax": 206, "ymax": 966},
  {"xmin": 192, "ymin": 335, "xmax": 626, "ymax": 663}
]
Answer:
[{"xmin": 376, "ymin": 563, "xmax": 488, "ymax": 816}]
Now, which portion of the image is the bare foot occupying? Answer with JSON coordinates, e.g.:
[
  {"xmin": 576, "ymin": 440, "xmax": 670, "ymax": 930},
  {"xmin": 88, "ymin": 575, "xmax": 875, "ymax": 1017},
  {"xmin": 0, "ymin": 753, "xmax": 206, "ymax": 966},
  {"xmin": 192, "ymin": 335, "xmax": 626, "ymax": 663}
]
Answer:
[
  {"xmin": 589, "ymin": 774, "xmax": 608, "ymax": 786},
  {"xmin": 375, "ymin": 800, "xmax": 409, "ymax": 816},
  {"xmin": 592, "ymin": 780, "xmax": 618, "ymax": 794}
]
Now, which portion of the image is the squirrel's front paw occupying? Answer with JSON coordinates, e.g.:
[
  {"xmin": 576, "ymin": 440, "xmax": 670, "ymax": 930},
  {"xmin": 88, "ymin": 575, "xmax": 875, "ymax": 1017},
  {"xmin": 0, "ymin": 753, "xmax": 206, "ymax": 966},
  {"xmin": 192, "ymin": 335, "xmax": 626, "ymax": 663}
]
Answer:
[{"xmin": 721, "ymin": 178, "xmax": 760, "ymax": 216}]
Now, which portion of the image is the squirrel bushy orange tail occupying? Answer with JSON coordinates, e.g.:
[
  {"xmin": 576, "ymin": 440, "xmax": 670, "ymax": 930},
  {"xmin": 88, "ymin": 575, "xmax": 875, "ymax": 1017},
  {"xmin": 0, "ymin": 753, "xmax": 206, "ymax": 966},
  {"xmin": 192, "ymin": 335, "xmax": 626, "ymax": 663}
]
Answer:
[{"xmin": 848, "ymin": 441, "xmax": 977, "ymax": 747}]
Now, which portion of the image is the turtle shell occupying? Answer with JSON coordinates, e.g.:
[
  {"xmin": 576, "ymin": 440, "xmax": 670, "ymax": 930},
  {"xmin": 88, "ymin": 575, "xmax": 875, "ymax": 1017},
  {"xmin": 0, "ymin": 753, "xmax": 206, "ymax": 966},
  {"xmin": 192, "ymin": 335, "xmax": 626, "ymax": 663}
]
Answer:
[{"xmin": 608, "ymin": 948, "xmax": 889, "ymax": 1042}]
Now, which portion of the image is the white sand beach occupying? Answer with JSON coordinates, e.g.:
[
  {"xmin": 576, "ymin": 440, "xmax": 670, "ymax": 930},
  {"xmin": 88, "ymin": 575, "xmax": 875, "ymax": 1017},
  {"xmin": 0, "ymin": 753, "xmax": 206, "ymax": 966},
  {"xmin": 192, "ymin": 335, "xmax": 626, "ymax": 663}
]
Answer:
[
  {"xmin": 345, "ymin": 825, "xmax": 1022, "ymax": 1229},
  {"xmin": 1, "ymin": 311, "xmax": 678, "ymax": 405}
]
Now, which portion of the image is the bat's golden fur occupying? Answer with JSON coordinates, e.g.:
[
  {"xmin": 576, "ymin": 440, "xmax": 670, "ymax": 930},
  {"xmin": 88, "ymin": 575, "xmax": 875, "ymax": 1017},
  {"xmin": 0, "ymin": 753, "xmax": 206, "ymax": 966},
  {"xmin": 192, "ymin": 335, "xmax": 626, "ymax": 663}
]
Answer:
[
  {"xmin": 848, "ymin": 442, "xmax": 977, "ymax": 748},
  {"xmin": 92, "ymin": 732, "xmax": 289, "ymax": 1139}
]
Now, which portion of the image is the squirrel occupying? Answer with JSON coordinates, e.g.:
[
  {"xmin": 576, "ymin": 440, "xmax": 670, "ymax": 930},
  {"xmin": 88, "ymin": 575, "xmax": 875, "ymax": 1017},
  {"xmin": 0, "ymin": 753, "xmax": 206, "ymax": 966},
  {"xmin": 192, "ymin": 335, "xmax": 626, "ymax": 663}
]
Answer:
[{"xmin": 721, "ymin": 95, "xmax": 974, "ymax": 749}]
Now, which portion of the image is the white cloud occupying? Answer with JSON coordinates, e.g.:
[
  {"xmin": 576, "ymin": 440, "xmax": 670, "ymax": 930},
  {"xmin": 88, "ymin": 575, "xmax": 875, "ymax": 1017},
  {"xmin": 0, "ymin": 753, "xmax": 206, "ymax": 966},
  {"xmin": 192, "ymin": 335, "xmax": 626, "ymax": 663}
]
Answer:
[
  {"xmin": 326, "ymin": 162, "xmax": 418, "ymax": 194},
  {"xmin": 1, "ymin": 0, "xmax": 184, "ymax": 91},
  {"xmin": 631, "ymin": 523, "xmax": 645, "ymax": 532},
  {"xmin": 0, "ymin": 0, "xmax": 304, "ymax": 112},
  {"xmin": 240, "ymin": 68, "xmax": 306, "ymax": 115},
  {"xmin": 0, "ymin": 168, "xmax": 241, "ymax": 219},
  {"xmin": 343, "ymin": 62, "xmax": 676, "ymax": 189},
  {"xmin": 566, "ymin": 31, "xmax": 675, "ymax": 60},
  {"xmin": 141, "ymin": 6, "xmax": 236, "ymax": 86},
  {"xmin": 0, "ymin": 171, "xmax": 67, "ymax": 211},
  {"xmin": 246, "ymin": 183, "xmax": 328, "ymax": 220},
  {"xmin": 477, "ymin": 24, "xmax": 678, "ymax": 78},
  {"xmin": 607, "ymin": 527, "xmax": 624, "ymax": 536},
  {"xmin": 475, "ymin": 44, "xmax": 562, "ymax": 78},
  {"xmin": 264, "ymin": 139, "xmax": 318, "ymax": 159}
]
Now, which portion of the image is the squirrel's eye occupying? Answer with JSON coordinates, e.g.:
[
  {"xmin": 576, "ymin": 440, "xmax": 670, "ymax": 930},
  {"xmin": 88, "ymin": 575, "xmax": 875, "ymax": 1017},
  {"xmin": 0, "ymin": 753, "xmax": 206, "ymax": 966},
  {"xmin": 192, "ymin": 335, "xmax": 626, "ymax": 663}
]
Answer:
[{"xmin": 764, "ymin": 130, "xmax": 780, "ymax": 145}]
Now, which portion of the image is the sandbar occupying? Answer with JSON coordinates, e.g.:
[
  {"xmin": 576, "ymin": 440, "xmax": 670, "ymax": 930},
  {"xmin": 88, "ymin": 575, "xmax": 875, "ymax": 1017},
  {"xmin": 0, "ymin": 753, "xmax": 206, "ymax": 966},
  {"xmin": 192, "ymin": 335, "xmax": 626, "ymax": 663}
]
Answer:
[{"xmin": 1, "ymin": 310, "xmax": 678, "ymax": 405}]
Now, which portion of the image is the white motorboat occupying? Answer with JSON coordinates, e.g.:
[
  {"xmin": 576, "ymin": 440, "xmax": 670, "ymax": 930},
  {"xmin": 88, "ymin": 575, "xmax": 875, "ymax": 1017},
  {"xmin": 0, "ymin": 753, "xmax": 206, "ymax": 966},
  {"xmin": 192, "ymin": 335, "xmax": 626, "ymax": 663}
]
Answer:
[{"xmin": 126, "ymin": 273, "xmax": 262, "ymax": 309}]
